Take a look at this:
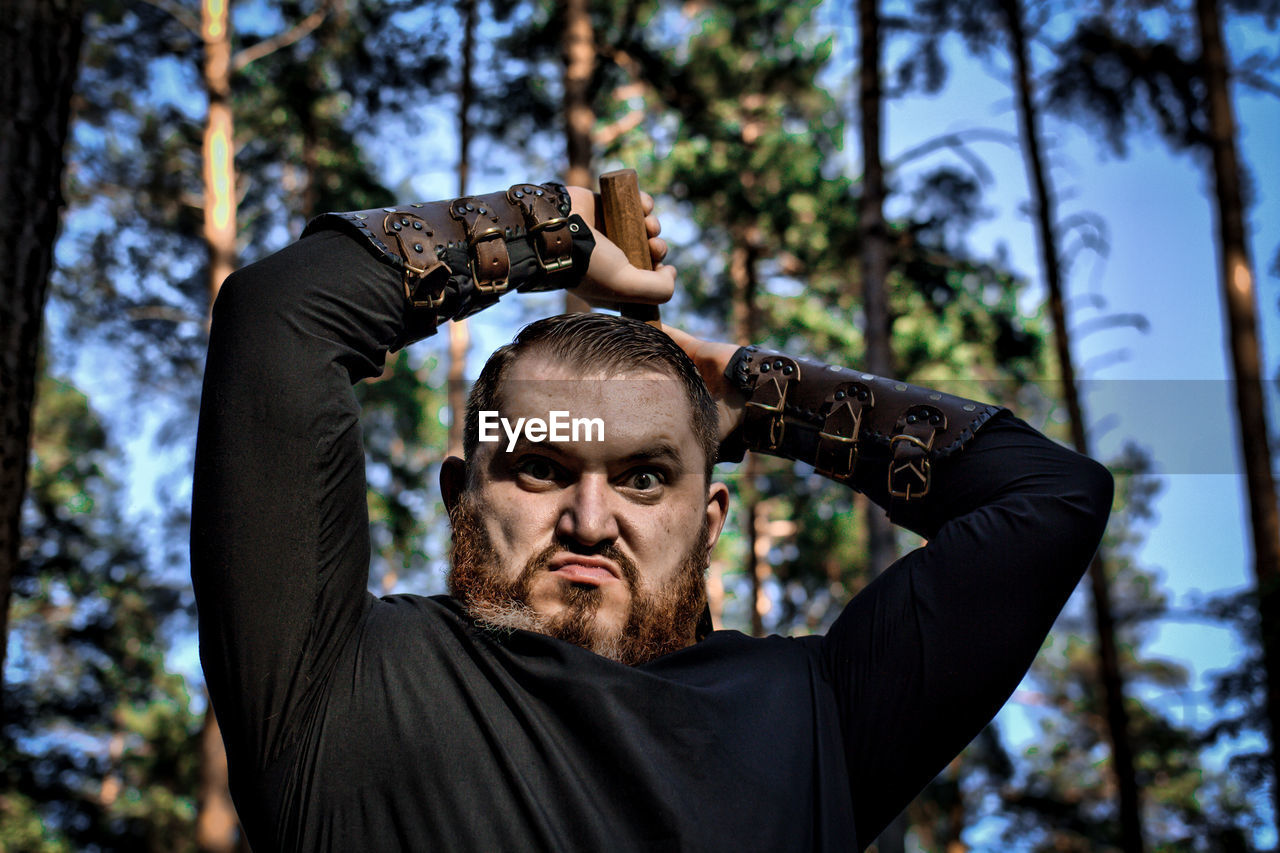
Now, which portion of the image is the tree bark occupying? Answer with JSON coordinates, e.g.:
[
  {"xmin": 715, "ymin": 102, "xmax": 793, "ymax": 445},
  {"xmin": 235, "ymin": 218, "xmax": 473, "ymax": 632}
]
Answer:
[
  {"xmin": 449, "ymin": 0, "xmax": 477, "ymax": 458},
  {"xmin": 731, "ymin": 232, "xmax": 767, "ymax": 636},
  {"xmin": 0, "ymin": 0, "xmax": 85, "ymax": 719},
  {"xmin": 855, "ymin": 0, "xmax": 898, "ymax": 599},
  {"xmin": 203, "ymin": 0, "xmax": 238, "ymax": 306},
  {"xmin": 561, "ymin": 0, "xmax": 593, "ymax": 313},
  {"xmin": 1002, "ymin": 2, "xmax": 1145, "ymax": 849},
  {"xmin": 1195, "ymin": 0, "xmax": 1280, "ymax": 832},
  {"xmin": 197, "ymin": 2, "xmax": 241, "ymax": 849},
  {"xmin": 856, "ymin": 4, "xmax": 901, "ymax": 848}
]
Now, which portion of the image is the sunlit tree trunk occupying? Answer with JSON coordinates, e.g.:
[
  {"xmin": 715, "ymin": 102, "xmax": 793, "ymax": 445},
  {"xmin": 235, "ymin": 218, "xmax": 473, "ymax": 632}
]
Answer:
[
  {"xmin": 856, "ymin": 1, "xmax": 903, "ymax": 847},
  {"xmin": 731, "ymin": 230, "xmax": 767, "ymax": 636},
  {"xmin": 449, "ymin": 0, "xmax": 477, "ymax": 458},
  {"xmin": 561, "ymin": 0, "xmax": 593, "ymax": 313},
  {"xmin": 198, "ymin": 2, "xmax": 241, "ymax": 848},
  {"xmin": 1195, "ymin": 0, "xmax": 1280, "ymax": 830},
  {"xmin": 203, "ymin": 0, "xmax": 237, "ymax": 307},
  {"xmin": 1001, "ymin": 2, "xmax": 1145, "ymax": 849},
  {"xmin": 0, "ymin": 0, "xmax": 84, "ymax": 718}
]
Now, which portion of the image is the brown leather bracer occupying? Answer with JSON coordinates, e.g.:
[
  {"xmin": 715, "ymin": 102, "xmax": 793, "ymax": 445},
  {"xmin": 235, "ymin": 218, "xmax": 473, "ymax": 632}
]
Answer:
[
  {"xmin": 724, "ymin": 345, "xmax": 1003, "ymax": 502},
  {"xmin": 302, "ymin": 183, "xmax": 592, "ymax": 346}
]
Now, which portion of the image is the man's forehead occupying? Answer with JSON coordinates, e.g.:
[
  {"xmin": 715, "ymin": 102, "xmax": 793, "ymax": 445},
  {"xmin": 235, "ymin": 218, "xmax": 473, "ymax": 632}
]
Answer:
[{"xmin": 488, "ymin": 352, "xmax": 699, "ymax": 462}]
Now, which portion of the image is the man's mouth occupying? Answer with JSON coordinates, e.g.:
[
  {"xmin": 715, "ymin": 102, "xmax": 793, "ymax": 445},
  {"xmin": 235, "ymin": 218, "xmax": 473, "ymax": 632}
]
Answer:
[{"xmin": 545, "ymin": 553, "xmax": 622, "ymax": 586}]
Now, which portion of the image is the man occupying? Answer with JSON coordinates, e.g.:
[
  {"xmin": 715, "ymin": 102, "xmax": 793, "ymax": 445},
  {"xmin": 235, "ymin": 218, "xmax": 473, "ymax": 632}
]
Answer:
[{"xmin": 192, "ymin": 181, "xmax": 1112, "ymax": 851}]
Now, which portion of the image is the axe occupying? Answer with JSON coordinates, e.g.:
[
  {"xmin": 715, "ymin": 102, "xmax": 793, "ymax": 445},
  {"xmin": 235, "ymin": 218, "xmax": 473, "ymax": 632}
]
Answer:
[{"xmin": 598, "ymin": 168, "xmax": 662, "ymax": 327}]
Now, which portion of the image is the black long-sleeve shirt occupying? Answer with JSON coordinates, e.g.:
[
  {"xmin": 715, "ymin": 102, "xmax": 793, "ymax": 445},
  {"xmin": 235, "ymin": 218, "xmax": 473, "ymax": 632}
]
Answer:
[{"xmin": 191, "ymin": 227, "xmax": 1113, "ymax": 852}]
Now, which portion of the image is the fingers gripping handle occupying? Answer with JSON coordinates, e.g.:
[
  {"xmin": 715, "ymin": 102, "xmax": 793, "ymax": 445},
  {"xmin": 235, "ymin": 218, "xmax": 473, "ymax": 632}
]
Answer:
[{"xmin": 598, "ymin": 169, "xmax": 661, "ymax": 326}]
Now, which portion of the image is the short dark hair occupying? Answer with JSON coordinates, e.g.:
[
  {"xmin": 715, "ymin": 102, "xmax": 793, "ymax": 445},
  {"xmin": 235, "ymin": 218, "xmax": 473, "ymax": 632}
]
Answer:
[{"xmin": 463, "ymin": 314, "xmax": 720, "ymax": 481}]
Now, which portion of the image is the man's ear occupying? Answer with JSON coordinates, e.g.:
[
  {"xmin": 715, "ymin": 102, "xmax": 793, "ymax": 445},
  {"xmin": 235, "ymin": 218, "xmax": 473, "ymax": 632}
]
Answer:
[
  {"xmin": 440, "ymin": 455, "xmax": 467, "ymax": 515},
  {"xmin": 704, "ymin": 481, "xmax": 731, "ymax": 550}
]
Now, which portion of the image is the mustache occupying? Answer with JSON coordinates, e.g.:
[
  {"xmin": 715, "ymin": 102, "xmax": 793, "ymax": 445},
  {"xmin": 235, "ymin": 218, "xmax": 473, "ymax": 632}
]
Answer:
[{"xmin": 522, "ymin": 540, "xmax": 640, "ymax": 588}]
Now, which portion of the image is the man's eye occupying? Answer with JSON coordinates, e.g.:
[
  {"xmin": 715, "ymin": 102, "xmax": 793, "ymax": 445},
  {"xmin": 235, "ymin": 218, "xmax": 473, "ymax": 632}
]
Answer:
[
  {"xmin": 625, "ymin": 469, "xmax": 665, "ymax": 491},
  {"xmin": 516, "ymin": 457, "xmax": 557, "ymax": 482}
]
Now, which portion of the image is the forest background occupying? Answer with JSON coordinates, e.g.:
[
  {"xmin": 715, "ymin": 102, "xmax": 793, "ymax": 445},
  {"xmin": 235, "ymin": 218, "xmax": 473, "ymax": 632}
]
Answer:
[{"xmin": 2, "ymin": 0, "xmax": 1279, "ymax": 850}]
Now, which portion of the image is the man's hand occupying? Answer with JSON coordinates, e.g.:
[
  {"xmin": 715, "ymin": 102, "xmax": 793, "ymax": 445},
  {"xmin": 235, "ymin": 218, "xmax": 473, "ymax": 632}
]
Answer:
[
  {"xmin": 565, "ymin": 186, "xmax": 676, "ymax": 309},
  {"xmin": 659, "ymin": 324, "xmax": 746, "ymax": 444}
]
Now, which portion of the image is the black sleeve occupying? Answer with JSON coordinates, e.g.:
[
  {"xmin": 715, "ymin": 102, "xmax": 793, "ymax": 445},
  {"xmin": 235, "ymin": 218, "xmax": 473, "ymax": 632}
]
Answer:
[
  {"xmin": 191, "ymin": 230, "xmax": 403, "ymax": 774},
  {"xmin": 819, "ymin": 413, "xmax": 1113, "ymax": 844}
]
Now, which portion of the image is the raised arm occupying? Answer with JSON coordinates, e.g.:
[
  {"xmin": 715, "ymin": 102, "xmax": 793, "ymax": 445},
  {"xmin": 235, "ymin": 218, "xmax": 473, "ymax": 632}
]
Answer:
[
  {"xmin": 191, "ymin": 183, "xmax": 673, "ymax": 777},
  {"xmin": 665, "ymin": 334, "xmax": 1112, "ymax": 844}
]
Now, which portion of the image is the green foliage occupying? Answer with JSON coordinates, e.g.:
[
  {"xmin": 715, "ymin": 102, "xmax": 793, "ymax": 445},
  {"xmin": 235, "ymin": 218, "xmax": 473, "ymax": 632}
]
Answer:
[{"xmin": 3, "ymin": 373, "xmax": 199, "ymax": 852}]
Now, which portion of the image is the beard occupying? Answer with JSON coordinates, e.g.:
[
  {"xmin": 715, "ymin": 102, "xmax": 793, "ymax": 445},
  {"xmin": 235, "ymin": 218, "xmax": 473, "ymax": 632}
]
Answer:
[{"xmin": 447, "ymin": 496, "xmax": 709, "ymax": 666}]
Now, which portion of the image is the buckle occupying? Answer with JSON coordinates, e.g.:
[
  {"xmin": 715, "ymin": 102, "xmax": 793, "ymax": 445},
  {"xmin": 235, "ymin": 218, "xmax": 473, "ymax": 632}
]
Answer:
[
  {"xmin": 745, "ymin": 374, "xmax": 788, "ymax": 450},
  {"xmin": 403, "ymin": 258, "xmax": 452, "ymax": 309},
  {"xmin": 888, "ymin": 433, "xmax": 933, "ymax": 499},
  {"xmin": 529, "ymin": 217, "xmax": 573, "ymax": 274},
  {"xmin": 468, "ymin": 226, "xmax": 510, "ymax": 294}
]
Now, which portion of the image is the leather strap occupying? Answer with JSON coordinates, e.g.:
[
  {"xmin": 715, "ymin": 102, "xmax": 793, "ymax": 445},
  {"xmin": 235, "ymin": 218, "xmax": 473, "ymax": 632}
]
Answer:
[{"xmin": 726, "ymin": 345, "xmax": 1002, "ymax": 502}]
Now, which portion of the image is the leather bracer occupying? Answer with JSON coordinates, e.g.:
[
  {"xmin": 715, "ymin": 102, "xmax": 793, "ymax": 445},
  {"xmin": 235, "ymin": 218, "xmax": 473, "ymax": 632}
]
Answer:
[
  {"xmin": 724, "ymin": 345, "xmax": 1003, "ymax": 502},
  {"xmin": 302, "ymin": 182, "xmax": 594, "ymax": 348}
]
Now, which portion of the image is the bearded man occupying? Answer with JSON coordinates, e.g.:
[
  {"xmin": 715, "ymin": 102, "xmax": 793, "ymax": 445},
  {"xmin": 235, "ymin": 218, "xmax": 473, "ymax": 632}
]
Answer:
[{"xmin": 192, "ymin": 181, "xmax": 1112, "ymax": 852}]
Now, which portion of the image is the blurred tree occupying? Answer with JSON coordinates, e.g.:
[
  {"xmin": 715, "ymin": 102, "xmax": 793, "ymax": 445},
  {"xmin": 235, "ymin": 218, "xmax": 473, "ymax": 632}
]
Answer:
[
  {"xmin": 0, "ymin": 0, "xmax": 85, "ymax": 717},
  {"xmin": 2, "ymin": 372, "xmax": 199, "ymax": 852},
  {"xmin": 1039, "ymin": 0, "xmax": 1280, "ymax": 830},
  {"xmin": 907, "ymin": 0, "xmax": 1150, "ymax": 844},
  {"xmin": 996, "ymin": 448, "xmax": 1256, "ymax": 850}
]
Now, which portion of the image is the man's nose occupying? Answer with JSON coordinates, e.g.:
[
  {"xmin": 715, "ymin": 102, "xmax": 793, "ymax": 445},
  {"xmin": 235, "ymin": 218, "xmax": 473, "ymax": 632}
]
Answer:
[{"xmin": 555, "ymin": 474, "xmax": 619, "ymax": 547}]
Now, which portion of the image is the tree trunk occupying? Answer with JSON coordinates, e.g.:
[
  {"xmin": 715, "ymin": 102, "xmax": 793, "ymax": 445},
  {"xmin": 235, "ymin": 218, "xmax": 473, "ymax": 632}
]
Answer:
[
  {"xmin": 196, "ymin": 708, "xmax": 240, "ymax": 853},
  {"xmin": 449, "ymin": 0, "xmax": 477, "ymax": 458},
  {"xmin": 0, "ymin": 0, "xmax": 84, "ymax": 719},
  {"xmin": 197, "ymin": 2, "xmax": 241, "ymax": 849},
  {"xmin": 731, "ymin": 232, "xmax": 767, "ymax": 636},
  {"xmin": 1002, "ymin": 2, "xmax": 1145, "ymax": 849},
  {"xmin": 561, "ymin": 0, "xmax": 593, "ymax": 313},
  {"xmin": 855, "ymin": 0, "xmax": 898, "ymax": 590},
  {"xmin": 857, "ymin": 1, "xmax": 901, "ymax": 848},
  {"xmin": 203, "ymin": 0, "xmax": 238, "ymax": 305},
  {"xmin": 1195, "ymin": 0, "xmax": 1280, "ymax": 832}
]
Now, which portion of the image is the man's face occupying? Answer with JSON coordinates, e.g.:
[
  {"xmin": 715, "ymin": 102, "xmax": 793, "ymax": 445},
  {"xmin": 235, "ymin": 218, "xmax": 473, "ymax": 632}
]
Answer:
[{"xmin": 443, "ymin": 352, "xmax": 729, "ymax": 664}]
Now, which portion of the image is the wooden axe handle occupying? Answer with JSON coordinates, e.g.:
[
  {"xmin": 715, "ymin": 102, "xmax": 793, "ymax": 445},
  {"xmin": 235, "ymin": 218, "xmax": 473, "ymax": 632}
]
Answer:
[{"xmin": 598, "ymin": 169, "xmax": 661, "ymax": 326}]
